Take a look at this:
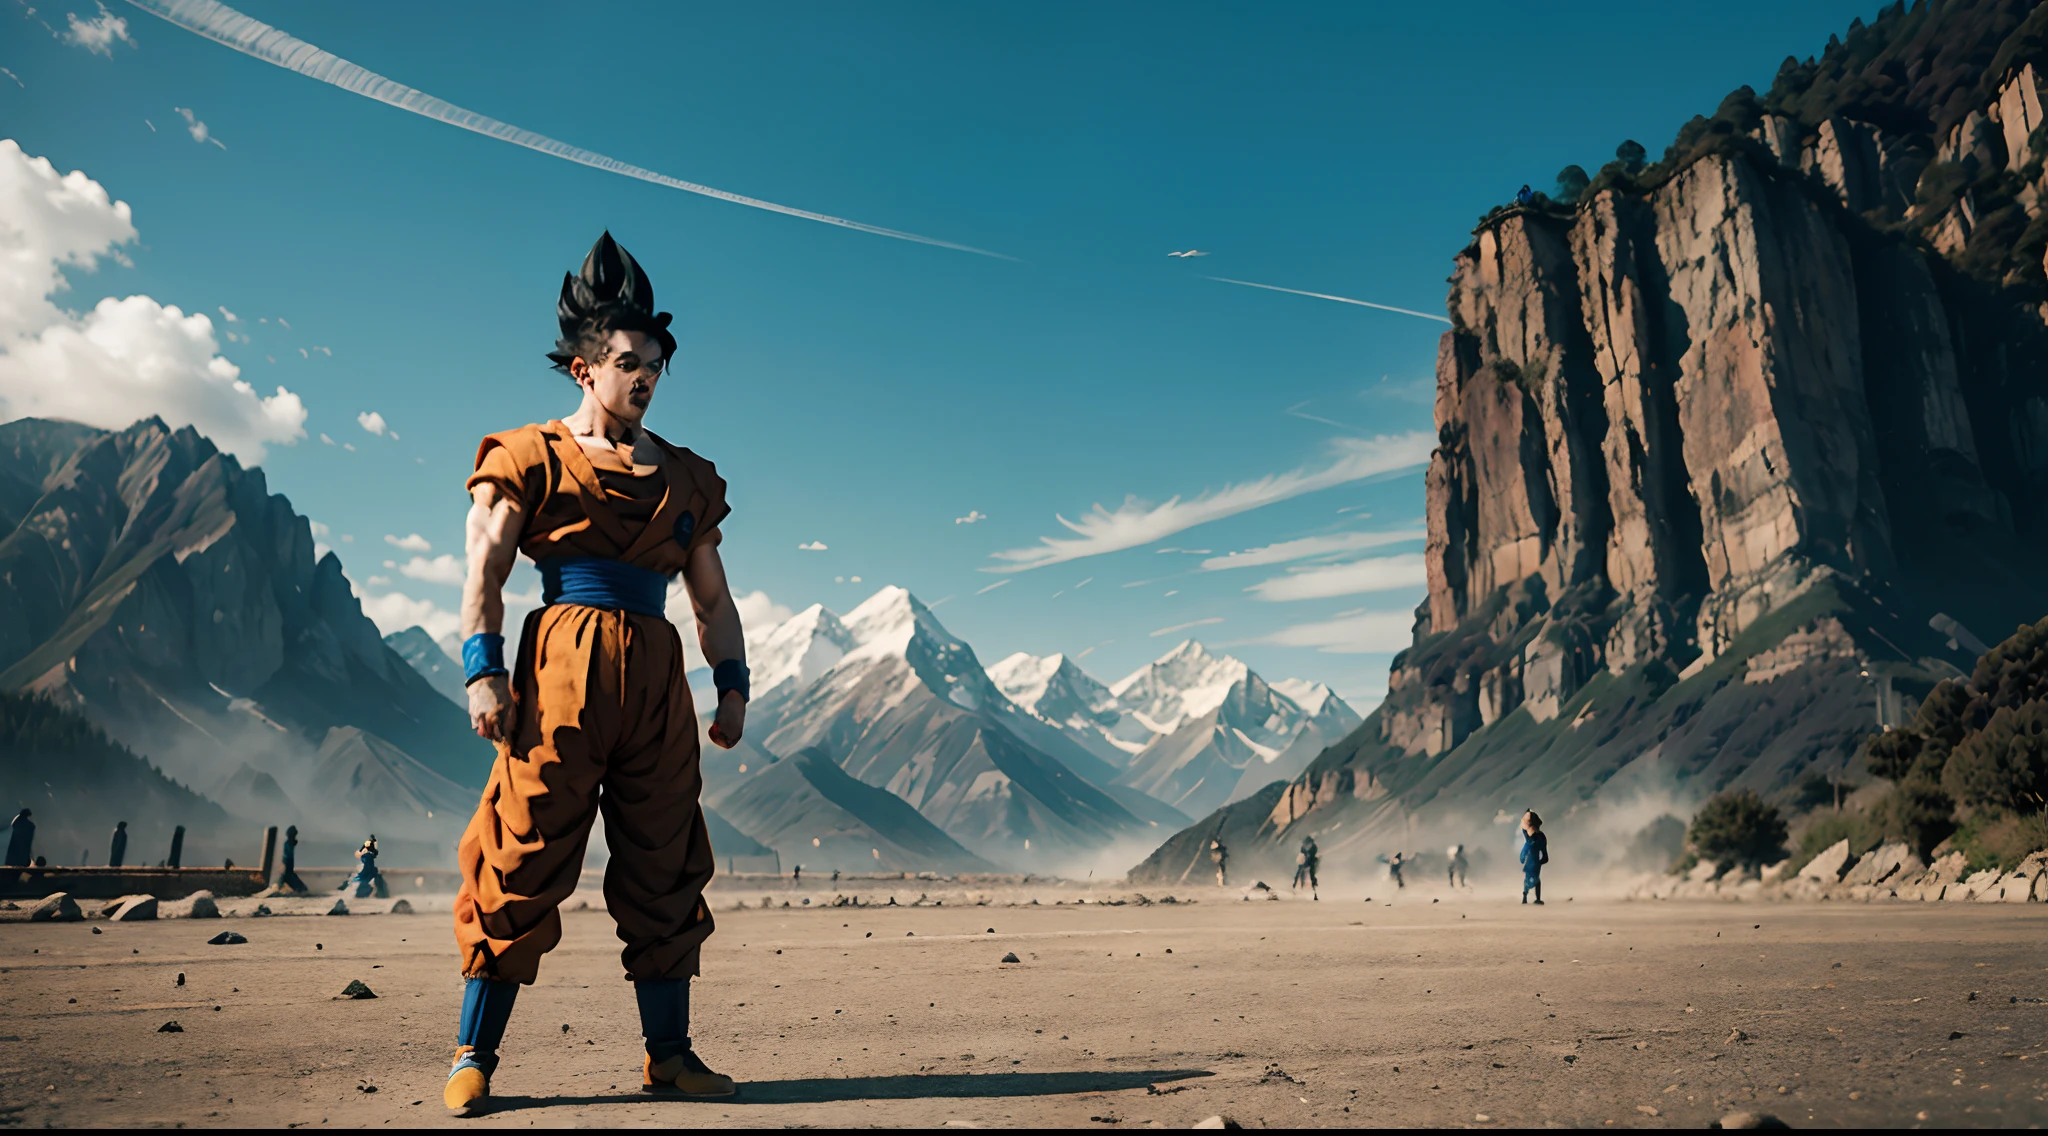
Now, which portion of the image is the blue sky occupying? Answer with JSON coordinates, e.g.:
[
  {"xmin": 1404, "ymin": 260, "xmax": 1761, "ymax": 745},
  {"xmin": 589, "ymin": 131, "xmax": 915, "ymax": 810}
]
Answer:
[{"xmin": 2, "ymin": 0, "xmax": 1882, "ymax": 706}]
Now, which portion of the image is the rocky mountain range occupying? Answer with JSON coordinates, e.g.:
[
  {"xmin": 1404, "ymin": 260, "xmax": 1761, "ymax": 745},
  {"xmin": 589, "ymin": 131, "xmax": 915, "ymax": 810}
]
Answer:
[
  {"xmin": 0, "ymin": 417, "xmax": 489, "ymax": 858},
  {"xmin": 1134, "ymin": 0, "xmax": 2048, "ymax": 886}
]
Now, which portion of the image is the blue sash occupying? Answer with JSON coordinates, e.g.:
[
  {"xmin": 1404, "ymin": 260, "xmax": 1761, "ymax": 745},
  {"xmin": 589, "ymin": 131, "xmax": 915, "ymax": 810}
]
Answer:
[{"xmin": 538, "ymin": 556, "xmax": 670, "ymax": 618}]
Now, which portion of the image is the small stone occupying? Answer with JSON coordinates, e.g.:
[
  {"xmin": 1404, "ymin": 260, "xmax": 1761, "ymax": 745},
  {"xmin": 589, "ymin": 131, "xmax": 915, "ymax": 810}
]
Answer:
[
  {"xmin": 176, "ymin": 973, "xmax": 185, "ymax": 986},
  {"xmin": 207, "ymin": 931, "xmax": 247, "ymax": 945},
  {"xmin": 1001, "ymin": 952, "xmax": 1021, "ymax": 964},
  {"xmin": 337, "ymin": 980, "xmax": 377, "ymax": 1000},
  {"xmin": 1636, "ymin": 1105, "xmax": 1659, "ymax": 1116},
  {"xmin": 388, "ymin": 898, "xmax": 413, "ymax": 915},
  {"xmin": 1726, "ymin": 1027, "xmax": 1748, "ymax": 1043},
  {"xmin": 1715, "ymin": 1111, "xmax": 1784, "ymax": 1129},
  {"xmin": 1949, "ymin": 1030, "xmax": 1965, "ymax": 1040},
  {"xmin": 326, "ymin": 900, "xmax": 349, "ymax": 916},
  {"xmin": 90, "ymin": 927, "xmax": 102, "ymax": 935},
  {"xmin": 158, "ymin": 1021, "xmax": 183, "ymax": 1033}
]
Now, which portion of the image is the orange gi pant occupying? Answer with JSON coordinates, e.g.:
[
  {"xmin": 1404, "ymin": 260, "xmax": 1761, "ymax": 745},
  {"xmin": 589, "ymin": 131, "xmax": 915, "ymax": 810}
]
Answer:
[{"xmin": 454, "ymin": 604, "xmax": 715, "ymax": 984}]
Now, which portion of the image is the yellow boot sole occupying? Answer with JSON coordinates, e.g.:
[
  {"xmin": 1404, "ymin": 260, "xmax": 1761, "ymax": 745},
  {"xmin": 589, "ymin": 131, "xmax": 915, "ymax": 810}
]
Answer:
[{"xmin": 444, "ymin": 1064, "xmax": 489, "ymax": 1116}]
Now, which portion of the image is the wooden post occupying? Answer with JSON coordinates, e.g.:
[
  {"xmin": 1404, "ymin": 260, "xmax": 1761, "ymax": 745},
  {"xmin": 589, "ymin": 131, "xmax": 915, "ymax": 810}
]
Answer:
[
  {"xmin": 168, "ymin": 825, "xmax": 185, "ymax": 870},
  {"xmin": 260, "ymin": 826, "xmax": 279, "ymax": 880}
]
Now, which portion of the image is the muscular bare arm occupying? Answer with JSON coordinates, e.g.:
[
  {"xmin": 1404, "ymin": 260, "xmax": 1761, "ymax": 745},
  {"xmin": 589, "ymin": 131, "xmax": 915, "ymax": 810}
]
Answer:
[
  {"xmin": 462, "ymin": 482, "xmax": 523, "ymax": 741},
  {"xmin": 683, "ymin": 539, "xmax": 747, "ymax": 749}
]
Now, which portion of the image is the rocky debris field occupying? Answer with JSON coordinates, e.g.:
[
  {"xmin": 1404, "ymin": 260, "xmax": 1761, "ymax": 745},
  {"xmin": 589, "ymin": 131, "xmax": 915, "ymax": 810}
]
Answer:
[
  {"xmin": 0, "ymin": 896, "xmax": 2042, "ymax": 1128},
  {"xmin": 1634, "ymin": 844, "xmax": 2048, "ymax": 906}
]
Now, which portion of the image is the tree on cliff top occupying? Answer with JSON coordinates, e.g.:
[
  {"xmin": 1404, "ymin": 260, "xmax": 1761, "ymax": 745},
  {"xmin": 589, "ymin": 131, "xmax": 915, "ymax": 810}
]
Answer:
[{"xmin": 1688, "ymin": 790, "xmax": 1789, "ymax": 872}]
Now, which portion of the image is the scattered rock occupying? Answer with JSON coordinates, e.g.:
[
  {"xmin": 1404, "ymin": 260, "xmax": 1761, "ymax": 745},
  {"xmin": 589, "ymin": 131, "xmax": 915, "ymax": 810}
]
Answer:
[
  {"xmin": 1713, "ymin": 1111, "xmax": 1787, "ymax": 1129},
  {"xmin": 1727, "ymin": 1028, "xmax": 1749, "ymax": 1043},
  {"xmin": 1949, "ymin": 1030, "xmax": 1965, "ymax": 1040},
  {"xmin": 1001, "ymin": 952, "xmax": 1021, "ymax": 964},
  {"xmin": 337, "ymin": 980, "xmax": 378, "ymax": 1000},
  {"xmin": 1636, "ymin": 1105, "xmax": 1660, "ymax": 1116},
  {"xmin": 1191, "ymin": 1118, "xmax": 1240, "ymax": 1130},
  {"xmin": 175, "ymin": 972, "xmax": 185, "ymax": 986},
  {"xmin": 327, "ymin": 899, "xmax": 349, "ymax": 916},
  {"xmin": 0, "ymin": 893, "xmax": 83, "ymax": 923},
  {"xmin": 162, "ymin": 891, "xmax": 220, "ymax": 919},
  {"xmin": 110, "ymin": 895, "xmax": 159, "ymax": 922},
  {"xmin": 388, "ymin": 898, "xmax": 413, "ymax": 915},
  {"xmin": 250, "ymin": 904, "xmax": 272, "ymax": 917},
  {"xmin": 1798, "ymin": 839, "xmax": 1853, "ymax": 882},
  {"xmin": 157, "ymin": 1021, "xmax": 183, "ymax": 1033},
  {"xmin": 207, "ymin": 930, "xmax": 248, "ymax": 945}
]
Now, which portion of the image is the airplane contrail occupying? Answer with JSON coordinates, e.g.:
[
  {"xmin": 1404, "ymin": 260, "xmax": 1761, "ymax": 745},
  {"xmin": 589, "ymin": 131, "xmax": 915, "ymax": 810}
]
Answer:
[
  {"xmin": 123, "ymin": 0, "xmax": 1012, "ymax": 260},
  {"xmin": 1204, "ymin": 276, "xmax": 1450, "ymax": 324}
]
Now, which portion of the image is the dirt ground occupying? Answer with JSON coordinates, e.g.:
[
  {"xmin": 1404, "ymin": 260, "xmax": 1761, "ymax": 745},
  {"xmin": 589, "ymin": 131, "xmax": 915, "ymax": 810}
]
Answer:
[{"xmin": 1, "ymin": 887, "xmax": 2044, "ymax": 1129}]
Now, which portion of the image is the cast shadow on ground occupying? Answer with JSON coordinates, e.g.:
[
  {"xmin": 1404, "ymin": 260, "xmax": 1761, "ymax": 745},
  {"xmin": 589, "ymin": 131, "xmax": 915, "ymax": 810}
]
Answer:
[{"xmin": 488, "ymin": 1068, "xmax": 1212, "ymax": 1110}]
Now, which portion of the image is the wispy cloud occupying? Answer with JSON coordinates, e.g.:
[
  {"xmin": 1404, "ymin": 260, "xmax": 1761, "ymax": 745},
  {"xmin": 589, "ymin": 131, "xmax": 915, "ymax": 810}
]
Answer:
[
  {"xmin": 384, "ymin": 532, "xmax": 430, "ymax": 552},
  {"xmin": 357, "ymin": 410, "xmax": 387, "ymax": 436},
  {"xmin": 986, "ymin": 433, "xmax": 1433, "ymax": 573},
  {"xmin": 974, "ymin": 578, "xmax": 1010, "ymax": 595},
  {"xmin": 216, "ymin": 305, "xmax": 238, "ymax": 322},
  {"xmin": 1, "ymin": 68, "xmax": 24, "ymax": 88},
  {"xmin": 1150, "ymin": 616, "xmax": 1223, "ymax": 638},
  {"xmin": 1206, "ymin": 276, "xmax": 1450, "ymax": 324},
  {"xmin": 954, "ymin": 509, "xmax": 987, "ymax": 525},
  {"xmin": 127, "ymin": 0, "xmax": 1009, "ymax": 259},
  {"xmin": 797, "ymin": 540, "xmax": 828, "ymax": 551},
  {"xmin": 1245, "ymin": 552, "xmax": 1427, "ymax": 602},
  {"xmin": 64, "ymin": 2, "xmax": 134, "ymax": 54},
  {"xmin": 174, "ymin": 106, "xmax": 226, "ymax": 148},
  {"xmin": 1200, "ymin": 528, "xmax": 1426, "ymax": 572},
  {"xmin": 1249, "ymin": 609, "xmax": 1414, "ymax": 653}
]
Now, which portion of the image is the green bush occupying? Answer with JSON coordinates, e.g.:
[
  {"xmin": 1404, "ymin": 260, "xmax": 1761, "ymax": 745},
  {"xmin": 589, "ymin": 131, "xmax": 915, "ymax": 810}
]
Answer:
[
  {"xmin": 1948, "ymin": 811, "xmax": 2048, "ymax": 872},
  {"xmin": 1615, "ymin": 139, "xmax": 1647, "ymax": 174},
  {"xmin": 1943, "ymin": 701, "xmax": 2048, "ymax": 812},
  {"xmin": 1554, "ymin": 165, "xmax": 1591, "ymax": 204},
  {"xmin": 1865, "ymin": 778, "xmax": 1956, "ymax": 860},
  {"xmin": 1689, "ymin": 790, "xmax": 1790, "ymax": 871}
]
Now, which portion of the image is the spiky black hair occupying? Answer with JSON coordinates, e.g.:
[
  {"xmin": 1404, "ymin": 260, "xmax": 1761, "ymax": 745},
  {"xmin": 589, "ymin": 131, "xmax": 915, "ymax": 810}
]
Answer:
[{"xmin": 546, "ymin": 231, "xmax": 677, "ymax": 377}]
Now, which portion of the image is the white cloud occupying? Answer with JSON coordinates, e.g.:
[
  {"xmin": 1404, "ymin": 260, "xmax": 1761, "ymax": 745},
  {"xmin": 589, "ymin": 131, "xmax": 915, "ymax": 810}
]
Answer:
[
  {"xmin": 356, "ymin": 588, "xmax": 461, "ymax": 643},
  {"xmin": 975, "ymin": 579, "xmax": 1010, "ymax": 595},
  {"xmin": 396, "ymin": 553, "xmax": 463, "ymax": 586},
  {"xmin": 384, "ymin": 533, "xmax": 431, "ymax": 552},
  {"xmin": 988, "ymin": 433, "xmax": 1433, "ymax": 573},
  {"xmin": 343, "ymin": 441, "xmax": 356, "ymax": 451},
  {"xmin": 0, "ymin": 142, "xmax": 306, "ymax": 464},
  {"xmin": 63, "ymin": 3, "xmax": 133, "ymax": 55},
  {"xmin": 357, "ymin": 410, "xmax": 388, "ymax": 436},
  {"xmin": 1251, "ymin": 609, "xmax": 1414, "ymax": 653},
  {"xmin": 1245, "ymin": 552, "xmax": 1428, "ymax": 602},
  {"xmin": 851, "ymin": 575, "xmax": 862, "ymax": 583},
  {"xmin": 797, "ymin": 540, "xmax": 827, "ymax": 551},
  {"xmin": 366, "ymin": 575, "xmax": 390, "ymax": 586},
  {"xmin": 954, "ymin": 510, "xmax": 987, "ymax": 525},
  {"xmin": 278, "ymin": 318, "xmax": 291, "ymax": 329},
  {"xmin": 319, "ymin": 432, "xmax": 334, "ymax": 445},
  {"xmin": 217, "ymin": 305, "xmax": 238, "ymax": 322},
  {"xmin": 174, "ymin": 107, "xmax": 226, "ymax": 149},
  {"xmin": 340, "ymin": 533, "xmax": 353, "ymax": 543},
  {"xmin": 308, "ymin": 520, "xmax": 331, "ymax": 539},
  {"xmin": 1150, "ymin": 616, "xmax": 1223, "ymax": 638},
  {"xmin": 1200, "ymin": 528, "xmax": 1427, "ymax": 572},
  {"xmin": 313, "ymin": 345, "xmax": 332, "ymax": 356}
]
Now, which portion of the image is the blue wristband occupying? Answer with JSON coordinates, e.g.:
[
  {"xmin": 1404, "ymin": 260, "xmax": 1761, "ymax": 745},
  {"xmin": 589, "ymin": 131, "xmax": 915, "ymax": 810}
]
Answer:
[
  {"xmin": 712, "ymin": 659, "xmax": 750, "ymax": 702},
  {"xmin": 462, "ymin": 633, "xmax": 508, "ymax": 686}
]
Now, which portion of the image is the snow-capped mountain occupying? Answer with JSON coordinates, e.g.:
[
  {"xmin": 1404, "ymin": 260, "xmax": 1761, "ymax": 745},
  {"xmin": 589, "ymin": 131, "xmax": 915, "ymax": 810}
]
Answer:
[
  {"xmin": 986, "ymin": 651, "xmax": 1154, "ymax": 765},
  {"xmin": 754, "ymin": 588, "xmax": 1146, "ymax": 866},
  {"xmin": 987, "ymin": 640, "xmax": 1362, "ymax": 821},
  {"xmin": 1107, "ymin": 642, "xmax": 1361, "ymax": 819},
  {"xmin": 747, "ymin": 603, "xmax": 860, "ymax": 710}
]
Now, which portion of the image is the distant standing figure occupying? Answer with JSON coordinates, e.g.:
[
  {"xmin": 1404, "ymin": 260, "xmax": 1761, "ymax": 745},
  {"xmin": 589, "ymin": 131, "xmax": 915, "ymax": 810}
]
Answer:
[
  {"xmin": 1388, "ymin": 851, "xmax": 1406, "ymax": 889},
  {"xmin": 6, "ymin": 809, "xmax": 33, "ymax": 868},
  {"xmin": 277, "ymin": 825, "xmax": 307, "ymax": 893},
  {"xmin": 109, "ymin": 821, "xmax": 129, "ymax": 869},
  {"xmin": 1447, "ymin": 843, "xmax": 1468, "ymax": 889},
  {"xmin": 1520, "ymin": 811, "xmax": 1549, "ymax": 905},
  {"xmin": 1293, "ymin": 835, "xmax": 1319, "ymax": 896},
  {"xmin": 342, "ymin": 835, "xmax": 387, "ymax": 899},
  {"xmin": 1515, "ymin": 183, "xmax": 1534, "ymax": 206},
  {"xmin": 1209, "ymin": 834, "xmax": 1229, "ymax": 888},
  {"xmin": 792, "ymin": 864, "xmax": 802, "ymax": 885}
]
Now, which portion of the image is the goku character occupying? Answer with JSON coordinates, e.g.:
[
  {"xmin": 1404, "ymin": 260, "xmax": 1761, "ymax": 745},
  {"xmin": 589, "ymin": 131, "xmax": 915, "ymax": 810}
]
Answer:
[{"xmin": 443, "ymin": 232, "xmax": 749, "ymax": 1114}]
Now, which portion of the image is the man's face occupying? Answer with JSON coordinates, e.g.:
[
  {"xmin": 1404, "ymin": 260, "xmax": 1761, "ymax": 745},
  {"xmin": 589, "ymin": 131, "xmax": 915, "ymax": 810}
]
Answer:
[{"xmin": 571, "ymin": 329, "xmax": 666, "ymax": 424}]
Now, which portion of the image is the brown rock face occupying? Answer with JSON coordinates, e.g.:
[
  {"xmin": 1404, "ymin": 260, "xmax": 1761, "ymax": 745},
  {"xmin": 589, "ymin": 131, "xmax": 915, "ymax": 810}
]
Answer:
[{"xmin": 1133, "ymin": 9, "xmax": 2048, "ymax": 885}]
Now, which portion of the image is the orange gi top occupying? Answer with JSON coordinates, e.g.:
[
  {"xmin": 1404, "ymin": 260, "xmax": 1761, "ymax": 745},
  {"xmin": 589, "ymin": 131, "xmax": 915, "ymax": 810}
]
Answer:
[{"xmin": 452, "ymin": 419, "xmax": 729, "ymax": 985}]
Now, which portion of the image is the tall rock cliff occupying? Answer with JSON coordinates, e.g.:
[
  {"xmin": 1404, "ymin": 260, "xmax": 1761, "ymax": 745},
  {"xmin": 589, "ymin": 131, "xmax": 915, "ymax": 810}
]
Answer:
[{"xmin": 1134, "ymin": 0, "xmax": 2048, "ymax": 884}]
